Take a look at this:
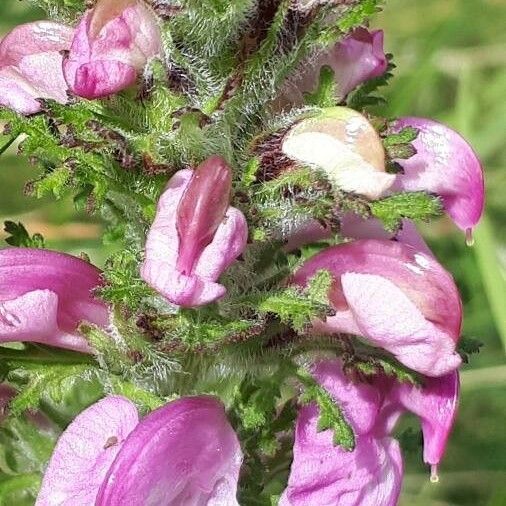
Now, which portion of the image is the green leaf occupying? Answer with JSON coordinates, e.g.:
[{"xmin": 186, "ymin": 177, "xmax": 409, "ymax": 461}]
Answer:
[
  {"xmin": 382, "ymin": 126, "xmax": 419, "ymax": 147},
  {"xmin": 304, "ymin": 66, "xmax": 338, "ymax": 107},
  {"xmin": 370, "ymin": 191, "xmax": 443, "ymax": 232},
  {"xmin": 257, "ymin": 287, "xmax": 329, "ymax": 331},
  {"xmin": 3, "ymin": 222, "xmax": 45, "ymax": 248},
  {"xmin": 0, "ymin": 417, "xmax": 55, "ymax": 476},
  {"xmin": 0, "ymin": 473, "xmax": 41, "ymax": 506},
  {"xmin": 298, "ymin": 371, "xmax": 355, "ymax": 450},
  {"xmin": 458, "ymin": 336, "xmax": 484, "ymax": 363}
]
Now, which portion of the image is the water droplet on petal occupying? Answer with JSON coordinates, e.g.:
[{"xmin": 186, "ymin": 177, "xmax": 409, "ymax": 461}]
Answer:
[
  {"xmin": 465, "ymin": 228, "xmax": 475, "ymax": 247},
  {"xmin": 430, "ymin": 464, "xmax": 439, "ymax": 483}
]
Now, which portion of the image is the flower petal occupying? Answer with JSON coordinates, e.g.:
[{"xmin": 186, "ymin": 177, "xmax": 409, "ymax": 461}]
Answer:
[
  {"xmin": 393, "ymin": 117, "xmax": 485, "ymax": 233},
  {"xmin": 0, "ymin": 248, "xmax": 108, "ymax": 351},
  {"xmin": 312, "ymin": 360, "xmax": 382, "ymax": 435},
  {"xmin": 96, "ymin": 396, "xmax": 242, "ymax": 505},
  {"xmin": 141, "ymin": 166, "xmax": 247, "ymax": 308},
  {"xmin": 176, "ymin": 156, "xmax": 232, "ymax": 275},
  {"xmin": 36, "ymin": 396, "xmax": 139, "ymax": 506},
  {"xmin": 341, "ymin": 272, "xmax": 461, "ymax": 376},
  {"xmin": 293, "ymin": 239, "xmax": 462, "ymax": 343},
  {"xmin": 280, "ymin": 404, "xmax": 402, "ymax": 506},
  {"xmin": 0, "ymin": 21, "xmax": 72, "ymax": 113},
  {"xmin": 282, "ymin": 108, "xmax": 394, "ymax": 200},
  {"xmin": 64, "ymin": 1, "xmax": 161, "ymax": 99},
  {"xmin": 327, "ymin": 28, "xmax": 388, "ymax": 99},
  {"xmin": 389, "ymin": 371, "xmax": 459, "ymax": 469}
]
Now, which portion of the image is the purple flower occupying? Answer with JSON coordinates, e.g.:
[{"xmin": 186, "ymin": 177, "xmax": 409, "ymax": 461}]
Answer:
[
  {"xmin": 0, "ymin": 248, "xmax": 108, "ymax": 353},
  {"xmin": 292, "ymin": 239, "xmax": 462, "ymax": 376},
  {"xmin": 36, "ymin": 395, "xmax": 242, "ymax": 505},
  {"xmin": 0, "ymin": 21, "xmax": 73, "ymax": 114},
  {"xmin": 63, "ymin": 0, "xmax": 162, "ymax": 99},
  {"xmin": 281, "ymin": 360, "xmax": 459, "ymax": 505},
  {"xmin": 325, "ymin": 28, "xmax": 388, "ymax": 100},
  {"xmin": 141, "ymin": 156, "xmax": 248, "ymax": 308},
  {"xmin": 280, "ymin": 28, "xmax": 387, "ymax": 108},
  {"xmin": 393, "ymin": 117, "xmax": 485, "ymax": 239}
]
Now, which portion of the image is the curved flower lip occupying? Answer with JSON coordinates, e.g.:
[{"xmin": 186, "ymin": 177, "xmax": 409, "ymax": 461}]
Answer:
[
  {"xmin": 281, "ymin": 361, "xmax": 403, "ymax": 506},
  {"xmin": 97, "ymin": 395, "xmax": 242, "ymax": 505},
  {"xmin": 0, "ymin": 21, "xmax": 73, "ymax": 114},
  {"xmin": 282, "ymin": 359, "xmax": 458, "ymax": 505},
  {"xmin": 392, "ymin": 117, "xmax": 485, "ymax": 235},
  {"xmin": 63, "ymin": 0, "xmax": 161, "ymax": 99},
  {"xmin": 36, "ymin": 395, "xmax": 242, "ymax": 505},
  {"xmin": 141, "ymin": 158, "xmax": 248, "ymax": 308},
  {"xmin": 386, "ymin": 371, "xmax": 459, "ymax": 470},
  {"xmin": 0, "ymin": 247, "xmax": 108, "ymax": 352},
  {"xmin": 281, "ymin": 404, "xmax": 403, "ymax": 506},
  {"xmin": 292, "ymin": 239, "xmax": 462, "ymax": 376}
]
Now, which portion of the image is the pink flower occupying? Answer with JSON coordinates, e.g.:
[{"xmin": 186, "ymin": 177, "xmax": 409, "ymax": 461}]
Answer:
[
  {"xmin": 0, "ymin": 248, "xmax": 108, "ymax": 353},
  {"xmin": 280, "ymin": 28, "xmax": 387, "ymax": 107},
  {"xmin": 64, "ymin": 0, "xmax": 162, "ymax": 99},
  {"xmin": 393, "ymin": 117, "xmax": 485, "ymax": 238},
  {"xmin": 281, "ymin": 360, "xmax": 459, "ymax": 505},
  {"xmin": 36, "ymin": 395, "xmax": 243, "ymax": 505},
  {"xmin": 141, "ymin": 156, "xmax": 248, "ymax": 308},
  {"xmin": 325, "ymin": 28, "xmax": 388, "ymax": 99},
  {"xmin": 0, "ymin": 21, "xmax": 73, "ymax": 114},
  {"xmin": 292, "ymin": 239, "xmax": 462, "ymax": 376}
]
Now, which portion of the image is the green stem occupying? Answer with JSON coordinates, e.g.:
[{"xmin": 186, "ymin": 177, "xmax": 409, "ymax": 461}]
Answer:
[
  {"xmin": 454, "ymin": 65, "xmax": 506, "ymax": 353},
  {"xmin": 471, "ymin": 217, "xmax": 506, "ymax": 352},
  {"xmin": 0, "ymin": 345, "xmax": 95, "ymax": 365},
  {"xmin": 0, "ymin": 136, "xmax": 16, "ymax": 156}
]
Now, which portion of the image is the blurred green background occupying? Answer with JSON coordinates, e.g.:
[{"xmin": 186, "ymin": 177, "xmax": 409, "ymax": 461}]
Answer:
[{"xmin": 1, "ymin": 1, "xmax": 505, "ymax": 505}]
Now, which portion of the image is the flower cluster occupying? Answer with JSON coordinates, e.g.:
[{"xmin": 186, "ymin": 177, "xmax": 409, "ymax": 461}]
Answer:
[{"xmin": 0, "ymin": 1, "xmax": 485, "ymax": 505}]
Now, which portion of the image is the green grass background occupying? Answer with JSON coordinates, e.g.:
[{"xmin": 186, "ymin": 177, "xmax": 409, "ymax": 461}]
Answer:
[{"xmin": 1, "ymin": 1, "xmax": 505, "ymax": 504}]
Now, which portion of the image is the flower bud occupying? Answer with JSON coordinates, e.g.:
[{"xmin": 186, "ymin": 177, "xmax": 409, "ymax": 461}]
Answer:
[
  {"xmin": 281, "ymin": 107, "xmax": 395, "ymax": 199},
  {"xmin": 64, "ymin": 0, "xmax": 162, "ymax": 99},
  {"xmin": 141, "ymin": 156, "xmax": 248, "ymax": 308},
  {"xmin": 277, "ymin": 28, "xmax": 387, "ymax": 109}
]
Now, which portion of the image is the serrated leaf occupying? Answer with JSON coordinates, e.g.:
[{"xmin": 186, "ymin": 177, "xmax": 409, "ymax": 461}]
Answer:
[
  {"xmin": 304, "ymin": 66, "xmax": 338, "ymax": 108},
  {"xmin": 299, "ymin": 382, "xmax": 355, "ymax": 450},
  {"xmin": 3, "ymin": 222, "xmax": 45, "ymax": 248},
  {"xmin": 370, "ymin": 191, "xmax": 443, "ymax": 232}
]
